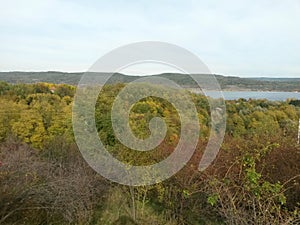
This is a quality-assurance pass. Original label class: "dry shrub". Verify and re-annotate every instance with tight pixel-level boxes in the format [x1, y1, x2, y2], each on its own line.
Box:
[199, 136, 300, 225]
[150, 135, 300, 224]
[0, 138, 109, 224]
[258, 138, 300, 210]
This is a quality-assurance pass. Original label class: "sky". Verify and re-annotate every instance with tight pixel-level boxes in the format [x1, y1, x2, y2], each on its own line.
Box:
[0, 0, 299, 77]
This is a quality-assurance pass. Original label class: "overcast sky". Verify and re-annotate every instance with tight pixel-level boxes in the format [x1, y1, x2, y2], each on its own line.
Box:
[0, 0, 299, 77]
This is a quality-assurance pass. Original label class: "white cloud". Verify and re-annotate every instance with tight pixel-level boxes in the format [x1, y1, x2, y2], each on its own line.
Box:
[0, 0, 299, 77]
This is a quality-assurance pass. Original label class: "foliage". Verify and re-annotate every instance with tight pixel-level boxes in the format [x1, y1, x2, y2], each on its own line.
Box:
[0, 82, 299, 224]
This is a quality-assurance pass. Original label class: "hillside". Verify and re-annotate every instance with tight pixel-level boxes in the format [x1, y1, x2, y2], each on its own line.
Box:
[1, 71, 300, 91]
[0, 82, 299, 224]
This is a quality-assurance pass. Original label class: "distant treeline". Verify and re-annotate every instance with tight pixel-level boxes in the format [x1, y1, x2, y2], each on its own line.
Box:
[1, 71, 300, 91]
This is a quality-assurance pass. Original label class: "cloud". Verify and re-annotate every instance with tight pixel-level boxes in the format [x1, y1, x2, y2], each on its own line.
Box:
[0, 0, 299, 77]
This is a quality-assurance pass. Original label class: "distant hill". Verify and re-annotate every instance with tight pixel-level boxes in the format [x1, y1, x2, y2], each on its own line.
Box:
[0, 71, 83, 84]
[249, 77, 300, 82]
[0, 71, 300, 92]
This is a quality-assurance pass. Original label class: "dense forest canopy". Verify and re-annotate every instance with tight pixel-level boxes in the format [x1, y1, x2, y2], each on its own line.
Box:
[0, 81, 299, 224]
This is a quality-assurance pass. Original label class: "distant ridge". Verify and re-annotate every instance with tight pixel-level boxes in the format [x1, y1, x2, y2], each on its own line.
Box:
[249, 77, 300, 82]
[0, 71, 300, 92]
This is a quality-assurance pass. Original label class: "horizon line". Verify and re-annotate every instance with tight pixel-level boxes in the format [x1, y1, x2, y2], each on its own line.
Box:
[1, 70, 300, 79]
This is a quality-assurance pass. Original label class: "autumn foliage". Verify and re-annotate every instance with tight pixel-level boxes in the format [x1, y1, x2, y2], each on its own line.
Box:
[0, 81, 299, 224]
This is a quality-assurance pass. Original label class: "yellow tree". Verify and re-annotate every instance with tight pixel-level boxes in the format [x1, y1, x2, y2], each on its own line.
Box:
[11, 109, 46, 149]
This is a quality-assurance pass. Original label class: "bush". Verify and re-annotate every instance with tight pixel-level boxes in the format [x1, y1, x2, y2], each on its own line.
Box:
[0, 140, 109, 224]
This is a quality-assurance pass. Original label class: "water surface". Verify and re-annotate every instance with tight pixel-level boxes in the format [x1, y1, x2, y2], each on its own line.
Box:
[191, 90, 300, 101]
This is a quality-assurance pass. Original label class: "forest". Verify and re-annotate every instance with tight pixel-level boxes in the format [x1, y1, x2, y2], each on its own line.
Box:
[1, 72, 300, 91]
[0, 81, 299, 224]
